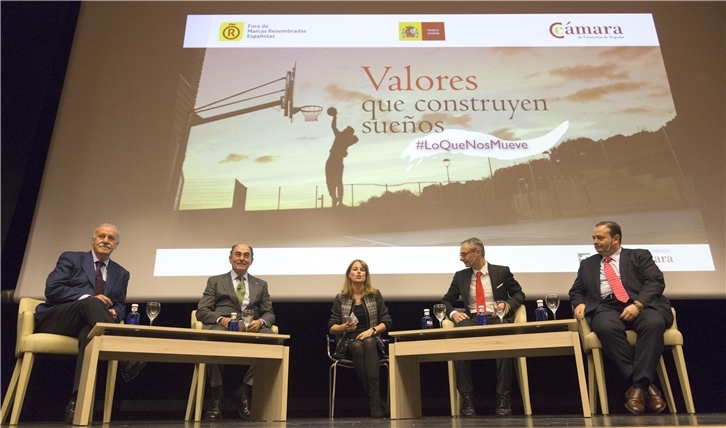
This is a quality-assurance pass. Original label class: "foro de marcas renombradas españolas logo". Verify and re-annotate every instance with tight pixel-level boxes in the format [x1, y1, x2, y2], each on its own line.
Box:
[219, 22, 244, 41]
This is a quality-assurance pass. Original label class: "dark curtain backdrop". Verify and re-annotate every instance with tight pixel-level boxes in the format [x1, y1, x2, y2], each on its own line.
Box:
[2, 2, 724, 422]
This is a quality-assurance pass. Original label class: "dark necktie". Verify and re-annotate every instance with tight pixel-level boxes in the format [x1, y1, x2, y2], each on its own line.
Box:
[94, 261, 106, 295]
[603, 256, 629, 303]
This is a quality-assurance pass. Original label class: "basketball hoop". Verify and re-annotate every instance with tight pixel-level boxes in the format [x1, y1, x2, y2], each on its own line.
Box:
[299, 105, 323, 122]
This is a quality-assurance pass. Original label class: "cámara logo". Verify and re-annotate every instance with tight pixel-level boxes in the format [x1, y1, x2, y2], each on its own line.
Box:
[549, 21, 624, 39]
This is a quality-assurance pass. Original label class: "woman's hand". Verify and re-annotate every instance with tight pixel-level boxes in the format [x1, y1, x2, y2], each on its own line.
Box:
[343, 320, 358, 332]
[355, 328, 374, 340]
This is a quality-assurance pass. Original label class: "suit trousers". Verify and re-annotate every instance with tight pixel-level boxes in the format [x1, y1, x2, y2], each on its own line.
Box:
[205, 324, 275, 396]
[590, 298, 669, 384]
[453, 314, 514, 398]
[35, 297, 116, 391]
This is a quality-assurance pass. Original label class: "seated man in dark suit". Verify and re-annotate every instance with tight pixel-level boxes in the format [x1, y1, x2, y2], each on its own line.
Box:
[441, 237, 525, 417]
[196, 243, 276, 420]
[34, 223, 145, 424]
[569, 221, 671, 415]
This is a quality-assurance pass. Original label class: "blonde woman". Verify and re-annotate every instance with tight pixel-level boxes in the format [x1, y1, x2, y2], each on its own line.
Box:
[328, 259, 392, 418]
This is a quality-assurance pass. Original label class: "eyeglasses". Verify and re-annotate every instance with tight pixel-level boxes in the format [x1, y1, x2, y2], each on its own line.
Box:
[459, 250, 475, 258]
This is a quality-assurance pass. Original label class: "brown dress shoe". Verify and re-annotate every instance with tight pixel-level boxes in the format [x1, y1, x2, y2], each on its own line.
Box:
[646, 384, 667, 413]
[625, 386, 646, 415]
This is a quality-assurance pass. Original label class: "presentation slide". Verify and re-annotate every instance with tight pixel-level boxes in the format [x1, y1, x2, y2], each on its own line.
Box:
[15, 2, 724, 302]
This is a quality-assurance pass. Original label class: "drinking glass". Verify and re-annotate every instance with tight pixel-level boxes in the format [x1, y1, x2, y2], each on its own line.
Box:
[494, 300, 506, 324]
[545, 294, 560, 320]
[433, 304, 446, 328]
[241, 309, 254, 330]
[146, 302, 161, 325]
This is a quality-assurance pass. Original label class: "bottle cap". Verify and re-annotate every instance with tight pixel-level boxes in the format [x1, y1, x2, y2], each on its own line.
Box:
[478, 305, 485, 311]
[131, 304, 139, 309]
[424, 309, 430, 315]
[231, 312, 238, 317]
[536, 299, 544, 305]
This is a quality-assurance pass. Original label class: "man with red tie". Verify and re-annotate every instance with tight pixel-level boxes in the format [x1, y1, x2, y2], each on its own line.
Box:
[569, 221, 672, 415]
[441, 237, 525, 417]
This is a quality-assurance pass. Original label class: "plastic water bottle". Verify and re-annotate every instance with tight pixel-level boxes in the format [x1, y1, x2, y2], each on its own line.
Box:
[422, 309, 433, 329]
[535, 300, 549, 321]
[476, 305, 487, 325]
[228, 312, 239, 331]
[125, 304, 140, 325]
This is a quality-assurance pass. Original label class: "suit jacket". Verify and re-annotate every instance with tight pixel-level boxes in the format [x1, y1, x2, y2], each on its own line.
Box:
[442, 263, 525, 322]
[35, 251, 129, 324]
[568, 248, 672, 324]
[196, 271, 275, 328]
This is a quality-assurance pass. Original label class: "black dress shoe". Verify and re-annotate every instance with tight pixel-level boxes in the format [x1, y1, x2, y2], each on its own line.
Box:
[205, 396, 223, 421]
[235, 395, 251, 420]
[119, 360, 147, 382]
[495, 394, 512, 417]
[460, 394, 476, 416]
[64, 393, 77, 425]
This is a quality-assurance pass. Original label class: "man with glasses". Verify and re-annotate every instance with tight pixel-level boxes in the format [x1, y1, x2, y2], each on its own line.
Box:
[441, 237, 525, 417]
[196, 244, 276, 420]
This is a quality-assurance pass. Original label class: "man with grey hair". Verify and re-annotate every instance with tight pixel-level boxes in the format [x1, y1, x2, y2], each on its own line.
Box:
[196, 243, 276, 420]
[35, 224, 144, 424]
[441, 237, 525, 417]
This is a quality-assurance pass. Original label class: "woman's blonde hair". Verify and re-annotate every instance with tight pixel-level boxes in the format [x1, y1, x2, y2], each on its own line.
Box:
[340, 259, 376, 297]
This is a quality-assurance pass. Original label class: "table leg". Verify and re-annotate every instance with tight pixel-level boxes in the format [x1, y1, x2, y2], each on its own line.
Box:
[571, 332, 591, 417]
[517, 357, 532, 416]
[103, 360, 118, 422]
[389, 344, 422, 419]
[74, 337, 102, 425]
[250, 346, 289, 422]
[194, 363, 206, 422]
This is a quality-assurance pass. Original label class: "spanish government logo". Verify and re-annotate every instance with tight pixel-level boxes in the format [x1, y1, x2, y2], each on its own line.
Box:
[399, 22, 446, 41]
[219, 22, 244, 41]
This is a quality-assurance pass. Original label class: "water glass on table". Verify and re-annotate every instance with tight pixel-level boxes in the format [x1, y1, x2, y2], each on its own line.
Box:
[146, 302, 161, 325]
[545, 294, 560, 320]
[433, 304, 446, 328]
[494, 300, 506, 324]
[241, 309, 254, 330]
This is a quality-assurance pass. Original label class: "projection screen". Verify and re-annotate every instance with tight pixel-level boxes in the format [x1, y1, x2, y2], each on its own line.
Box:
[15, 2, 725, 302]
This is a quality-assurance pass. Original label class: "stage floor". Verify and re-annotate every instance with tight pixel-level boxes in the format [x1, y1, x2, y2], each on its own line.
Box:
[5, 414, 725, 428]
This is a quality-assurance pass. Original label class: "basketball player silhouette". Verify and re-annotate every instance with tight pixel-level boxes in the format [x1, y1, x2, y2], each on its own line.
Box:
[325, 107, 358, 207]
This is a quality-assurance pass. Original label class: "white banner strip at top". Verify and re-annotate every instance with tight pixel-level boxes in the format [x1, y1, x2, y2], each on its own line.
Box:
[183, 14, 660, 48]
[154, 244, 714, 277]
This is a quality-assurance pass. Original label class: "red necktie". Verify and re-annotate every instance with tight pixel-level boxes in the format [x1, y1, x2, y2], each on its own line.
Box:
[603, 257, 628, 303]
[475, 271, 486, 312]
[94, 261, 106, 295]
